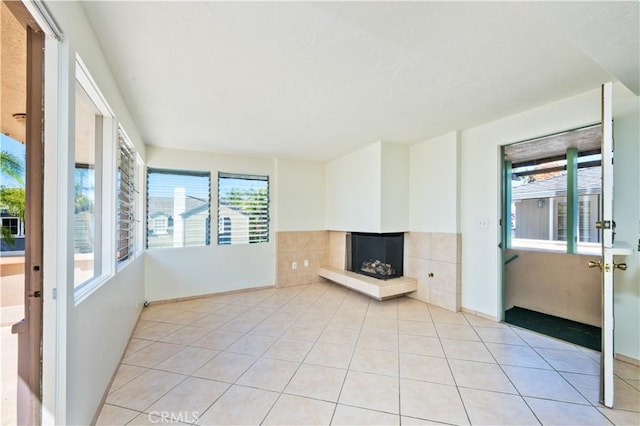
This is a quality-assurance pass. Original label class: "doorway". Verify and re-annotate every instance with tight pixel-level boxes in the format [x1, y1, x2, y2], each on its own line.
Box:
[1, 1, 44, 424]
[500, 124, 603, 350]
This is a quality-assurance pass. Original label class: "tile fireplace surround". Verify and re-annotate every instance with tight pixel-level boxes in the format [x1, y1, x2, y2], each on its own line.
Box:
[277, 231, 461, 312]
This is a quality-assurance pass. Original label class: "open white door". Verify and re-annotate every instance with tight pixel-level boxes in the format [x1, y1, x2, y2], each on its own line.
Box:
[596, 82, 630, 408]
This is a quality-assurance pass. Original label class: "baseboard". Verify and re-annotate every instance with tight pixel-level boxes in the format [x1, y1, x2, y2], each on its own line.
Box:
[462, 307, 498, 322]
[615, 353, 640, 367]
[146, 284, 276, 306]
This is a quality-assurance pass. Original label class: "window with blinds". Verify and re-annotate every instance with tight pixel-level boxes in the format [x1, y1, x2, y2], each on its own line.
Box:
[218, 172, 269, 245]
[147, 168, 211, 248]
[116, 129, 136, 263]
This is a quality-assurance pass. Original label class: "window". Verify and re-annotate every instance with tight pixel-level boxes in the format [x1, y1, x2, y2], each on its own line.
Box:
[1, 217, 22, 236]
[116, 127, 137, 264]
[74, 79, 102, 289]
[146, 168, 211, 248]
[504, 124, 602, 254]
[217, 173, 269, 245]
[73, 57, 115, 298]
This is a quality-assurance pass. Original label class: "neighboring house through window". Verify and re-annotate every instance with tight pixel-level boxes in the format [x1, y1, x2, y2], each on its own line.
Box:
[146, 168, 211, 248]
[218, 172, 269, 245]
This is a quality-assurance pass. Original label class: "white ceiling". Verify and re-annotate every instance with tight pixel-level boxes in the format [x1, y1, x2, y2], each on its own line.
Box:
[81, 1, 639, 162]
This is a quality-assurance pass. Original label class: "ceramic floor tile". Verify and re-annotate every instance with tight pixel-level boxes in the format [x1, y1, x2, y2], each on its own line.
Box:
[132, 322, 184, 341]
[122, 341, 185, 368]
[284, 363, 346, 402]
[485, 342, 551, 369]
[561, 372, 600, 404]
[458, 387, 539, 425]
[192, 313, 230, 329]
[95, 404, 139, 425]
[428, 306, 469, 325]
[263, 338, 314, 362]
[154, 346, 219, 375]
[449, 359, 516, 393]
[282, 324, 325, 341]
[399, 378, 469, 425]
[435, 323, 480, 341]
[399, 353, 454, 385]
[330, 313, 366, 329]
[249, 319, 293, 337]
[318, 326, 360, 346]
[195, 385, 278, 425]
[399, 320, 437, 337]
[536, 347, 601, 375]
[350, 347, 399, 377]
[140, 307, 183, 322]
[440, 339, 494, 363]
[473, 326, 526, 345]
[612, 377, 640, 412]
[400, 416, 449, 425]
[263, 394, 335, 425]
[362, 317, 399, 334]
[625, 378, 640, 392]
[398, 335, 444, 357]
[218, 315, 262, 333]
[190, 329, 244, 351]
[358, 332, 399, 352]
[339, 371, 399, 414]
[597, 407, 640, 425]
[106, 369, 185, 412]
[124, 338, 154, 357]
[464, 314, 505, 328]
[162, 310, 210, 325]
[331, 404, 399, 425]
[192, 351, 256, 383]
[225, 333, 276, 356]
[236, 357, 300, 392]
[157, 326, 210, 346]
[513, 328, 582, 351]
[109, 364, 149, 393]
[305, 342, 355, 369]
[128, 412, 188, 425]
[525, 397, 613, 425]
[503, 365, 590, 404]
[614, 359, 640, 380]
[145, 377, 229, 417]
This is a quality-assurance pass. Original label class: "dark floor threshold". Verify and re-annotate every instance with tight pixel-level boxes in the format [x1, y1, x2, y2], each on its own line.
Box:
[505, 306, 601, 352]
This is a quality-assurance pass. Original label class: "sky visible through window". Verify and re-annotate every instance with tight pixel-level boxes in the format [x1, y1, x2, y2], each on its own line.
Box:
[1, 134, 26, 187]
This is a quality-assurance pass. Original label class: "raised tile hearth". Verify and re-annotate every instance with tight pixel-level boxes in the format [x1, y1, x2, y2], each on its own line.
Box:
[318, 266, 417, 301]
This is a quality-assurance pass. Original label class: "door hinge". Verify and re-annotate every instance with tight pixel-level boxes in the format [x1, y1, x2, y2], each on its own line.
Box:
[52, 288, 57, 299]
[596, 220, 612, 230]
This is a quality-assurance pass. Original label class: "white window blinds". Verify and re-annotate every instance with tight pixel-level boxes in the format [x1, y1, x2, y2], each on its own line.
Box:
[116, 129, 136, 263]
[146, 168, 211, 248]
[217, 172, 269, 245]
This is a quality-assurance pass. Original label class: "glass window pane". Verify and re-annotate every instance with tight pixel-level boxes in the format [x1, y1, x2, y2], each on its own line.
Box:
[218, 173, 269, 245]
[74, 81, 102, 288]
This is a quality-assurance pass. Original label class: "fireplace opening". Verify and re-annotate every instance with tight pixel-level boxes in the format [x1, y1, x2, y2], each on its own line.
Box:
[347, 232, 404, 280]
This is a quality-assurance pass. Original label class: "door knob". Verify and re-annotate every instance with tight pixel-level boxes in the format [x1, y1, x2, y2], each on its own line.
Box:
[588, 260, 602, 270]
[614, 263, 628, 271]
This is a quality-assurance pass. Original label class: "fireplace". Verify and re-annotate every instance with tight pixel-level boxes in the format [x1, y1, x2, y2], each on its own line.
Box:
[347, 232, 404, 280]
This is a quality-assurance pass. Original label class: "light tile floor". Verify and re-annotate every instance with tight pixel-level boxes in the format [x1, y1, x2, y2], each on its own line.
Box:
[97, 282, 640, 425]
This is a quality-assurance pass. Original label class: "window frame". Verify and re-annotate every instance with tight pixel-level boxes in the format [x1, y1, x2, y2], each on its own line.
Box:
[73, 56, 116, 304]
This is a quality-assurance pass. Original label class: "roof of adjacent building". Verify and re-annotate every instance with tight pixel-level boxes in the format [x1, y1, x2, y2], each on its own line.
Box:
[512, 166, 601, 200]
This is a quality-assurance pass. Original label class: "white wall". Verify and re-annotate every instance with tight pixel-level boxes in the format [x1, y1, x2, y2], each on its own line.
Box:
[461, 89, 601, 321]
[326, 142, 382, 232]
[275, 158, 325, 231]
[380, 142, 410, 233]
[43, 2, 147, 424]
[144, 146, 277, 301]
[326, 141, 409, 232]
[409, 131, 460, 233]
[460, 85, 640, 360]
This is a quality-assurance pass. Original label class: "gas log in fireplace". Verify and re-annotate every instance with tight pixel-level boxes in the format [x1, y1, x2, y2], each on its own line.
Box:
[347, 232, 404, 280]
